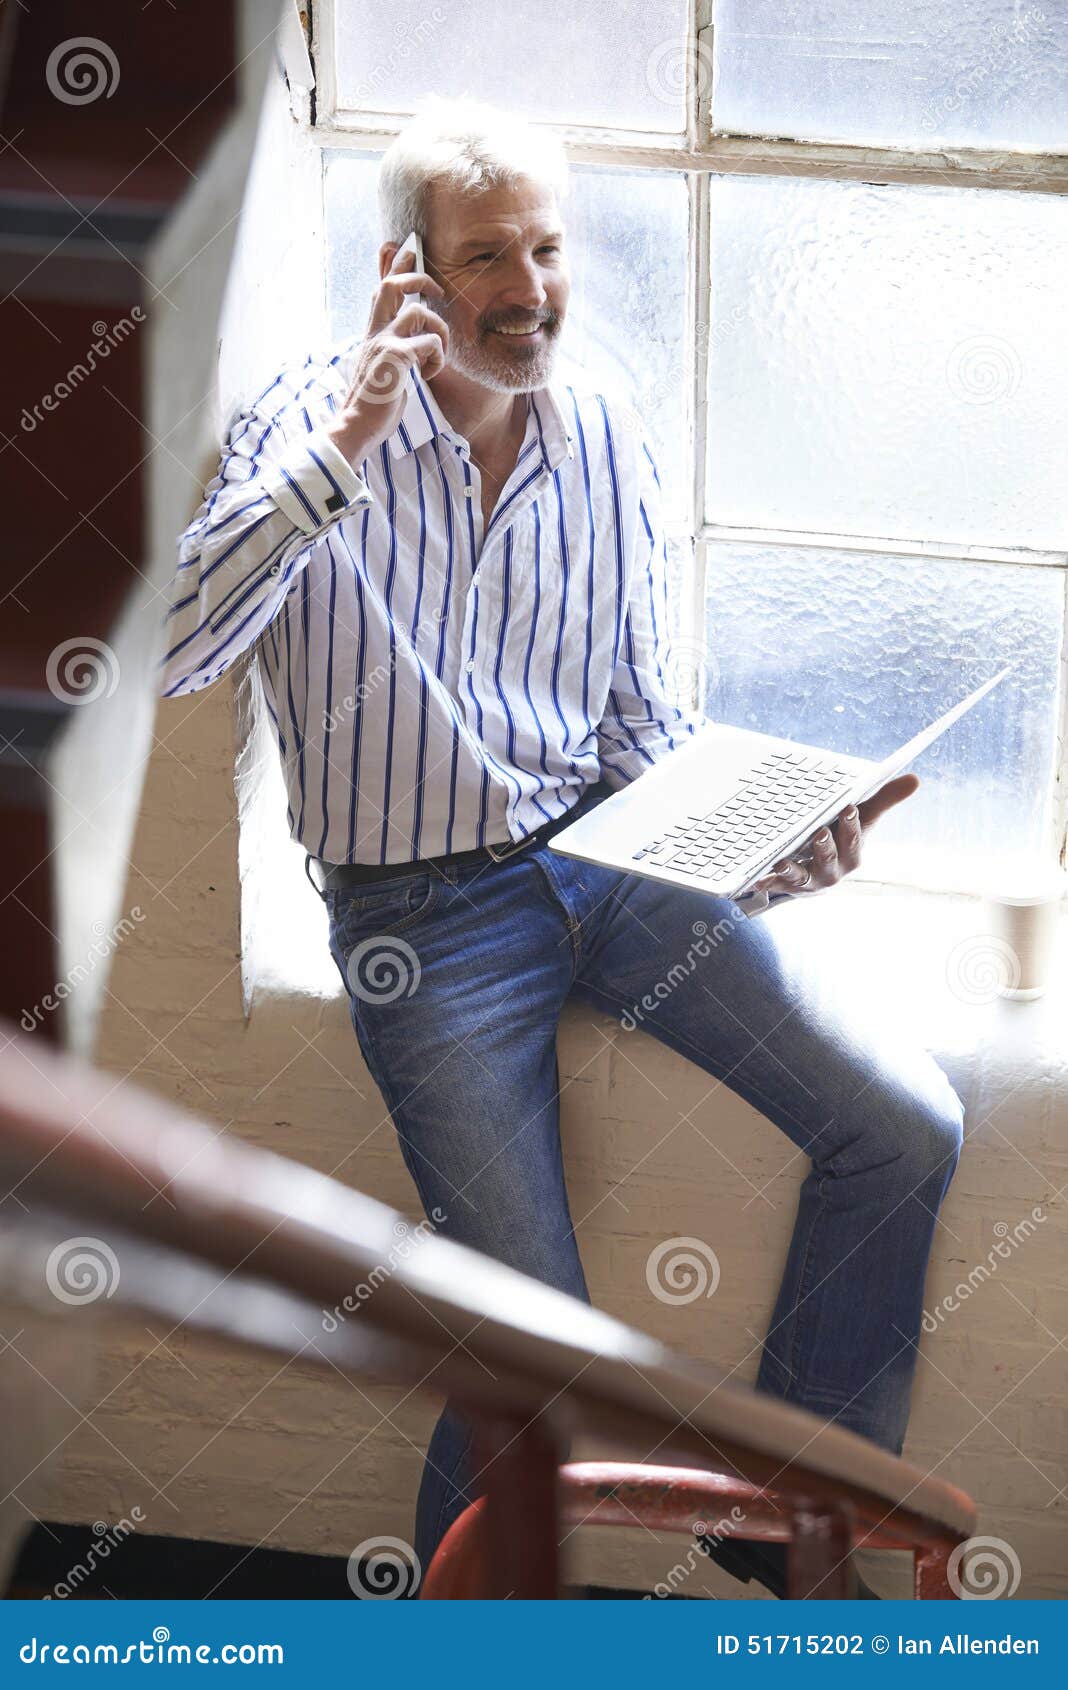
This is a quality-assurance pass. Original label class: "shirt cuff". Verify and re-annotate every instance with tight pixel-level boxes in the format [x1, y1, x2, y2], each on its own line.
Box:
[263, 429, 373, 533]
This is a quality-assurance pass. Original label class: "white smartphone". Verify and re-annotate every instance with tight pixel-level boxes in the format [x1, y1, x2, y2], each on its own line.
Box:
[391, 230, 424, 306]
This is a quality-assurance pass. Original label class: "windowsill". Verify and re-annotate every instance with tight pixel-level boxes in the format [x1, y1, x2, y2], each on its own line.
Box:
[761, 877, 1068, 1075]
[247, 862, 1068, 1096]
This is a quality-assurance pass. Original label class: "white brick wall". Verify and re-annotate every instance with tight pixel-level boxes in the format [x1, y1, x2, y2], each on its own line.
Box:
[49, 685, 1065, 1600]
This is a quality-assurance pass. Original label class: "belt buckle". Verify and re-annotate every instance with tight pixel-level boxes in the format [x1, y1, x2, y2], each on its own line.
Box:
[486, 832, 533, 863]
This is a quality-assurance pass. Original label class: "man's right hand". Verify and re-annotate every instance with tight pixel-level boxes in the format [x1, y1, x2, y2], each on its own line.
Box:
[324, 246, 449, 467]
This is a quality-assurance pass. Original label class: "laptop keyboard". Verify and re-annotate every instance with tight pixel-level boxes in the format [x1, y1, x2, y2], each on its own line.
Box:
[631, 752, 856, 882]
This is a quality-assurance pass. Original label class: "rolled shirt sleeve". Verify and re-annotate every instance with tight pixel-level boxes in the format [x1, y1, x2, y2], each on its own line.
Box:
[158, 367, 372, 700]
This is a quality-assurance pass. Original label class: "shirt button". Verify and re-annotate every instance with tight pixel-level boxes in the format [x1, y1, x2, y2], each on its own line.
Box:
[462, 486, 474, 498]
[269, 563, 281, 575]
[465, 660, 475, 674]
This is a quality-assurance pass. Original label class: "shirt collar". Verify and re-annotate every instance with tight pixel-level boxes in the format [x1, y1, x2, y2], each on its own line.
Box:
[388, 364, 574, 472]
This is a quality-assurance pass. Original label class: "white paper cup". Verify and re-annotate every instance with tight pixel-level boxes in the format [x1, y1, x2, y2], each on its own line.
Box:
[982, 868, 1065, 1001]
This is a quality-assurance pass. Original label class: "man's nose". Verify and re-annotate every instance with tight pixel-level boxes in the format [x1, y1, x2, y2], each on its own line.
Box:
[498, 254, 549, 308]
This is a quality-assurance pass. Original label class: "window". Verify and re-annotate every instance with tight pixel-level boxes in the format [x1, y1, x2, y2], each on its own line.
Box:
[307, 0, 1067, 896]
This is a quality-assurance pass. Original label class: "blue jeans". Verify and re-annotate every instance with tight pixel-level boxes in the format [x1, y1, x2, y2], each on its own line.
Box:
[321, 793, 963, 1577]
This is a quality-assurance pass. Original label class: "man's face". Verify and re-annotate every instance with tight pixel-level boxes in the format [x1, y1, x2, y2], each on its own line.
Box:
[422, 178, 569, 393]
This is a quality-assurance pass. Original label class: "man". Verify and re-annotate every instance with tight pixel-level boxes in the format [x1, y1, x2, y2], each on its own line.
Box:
[159, 99, 963, 1597]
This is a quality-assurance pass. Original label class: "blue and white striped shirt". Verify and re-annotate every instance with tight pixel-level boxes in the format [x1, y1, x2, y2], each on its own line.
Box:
[159, 342, 703, 865]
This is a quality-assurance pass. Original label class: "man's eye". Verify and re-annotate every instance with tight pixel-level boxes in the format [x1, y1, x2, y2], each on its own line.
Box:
[538, 244, 560, 255]
[471, 252, 495, 263]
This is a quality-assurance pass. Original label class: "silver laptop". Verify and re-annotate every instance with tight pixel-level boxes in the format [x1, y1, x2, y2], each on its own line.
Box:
[549, 670, 1008, 900]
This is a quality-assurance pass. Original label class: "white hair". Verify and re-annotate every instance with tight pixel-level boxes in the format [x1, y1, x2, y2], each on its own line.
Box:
[377, 97, 569, 244]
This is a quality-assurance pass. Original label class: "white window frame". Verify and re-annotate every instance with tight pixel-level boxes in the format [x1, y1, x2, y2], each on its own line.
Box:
[308, 0, 1068, 886]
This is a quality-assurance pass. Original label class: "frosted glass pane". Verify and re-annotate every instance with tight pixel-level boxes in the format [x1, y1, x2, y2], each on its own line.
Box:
[703, 541, 1063, 879]
[706, 174, 1068, 551]
[333, 0, 691, 132]
[554, 168, 689, 517]
[326, 155, 689, 516]
[712, 1, 1068, 151]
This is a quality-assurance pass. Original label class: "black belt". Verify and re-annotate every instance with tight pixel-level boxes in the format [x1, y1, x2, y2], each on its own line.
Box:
[310, 782, 610, 893]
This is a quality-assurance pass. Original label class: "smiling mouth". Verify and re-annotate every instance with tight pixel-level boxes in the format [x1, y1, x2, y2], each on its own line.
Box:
[489, 322, 547, 341]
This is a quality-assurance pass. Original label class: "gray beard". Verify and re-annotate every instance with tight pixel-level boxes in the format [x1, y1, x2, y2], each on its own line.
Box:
[439, 307, 562, 393]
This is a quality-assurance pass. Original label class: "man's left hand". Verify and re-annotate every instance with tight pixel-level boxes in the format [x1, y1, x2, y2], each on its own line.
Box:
[751, 773, 920, 899]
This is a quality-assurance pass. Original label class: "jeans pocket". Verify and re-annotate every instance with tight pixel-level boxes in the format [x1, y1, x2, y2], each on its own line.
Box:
[328, 872, 441, 946]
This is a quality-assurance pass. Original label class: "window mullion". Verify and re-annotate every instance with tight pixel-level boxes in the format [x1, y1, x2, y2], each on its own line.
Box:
[1053, 574, 1068, 868]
